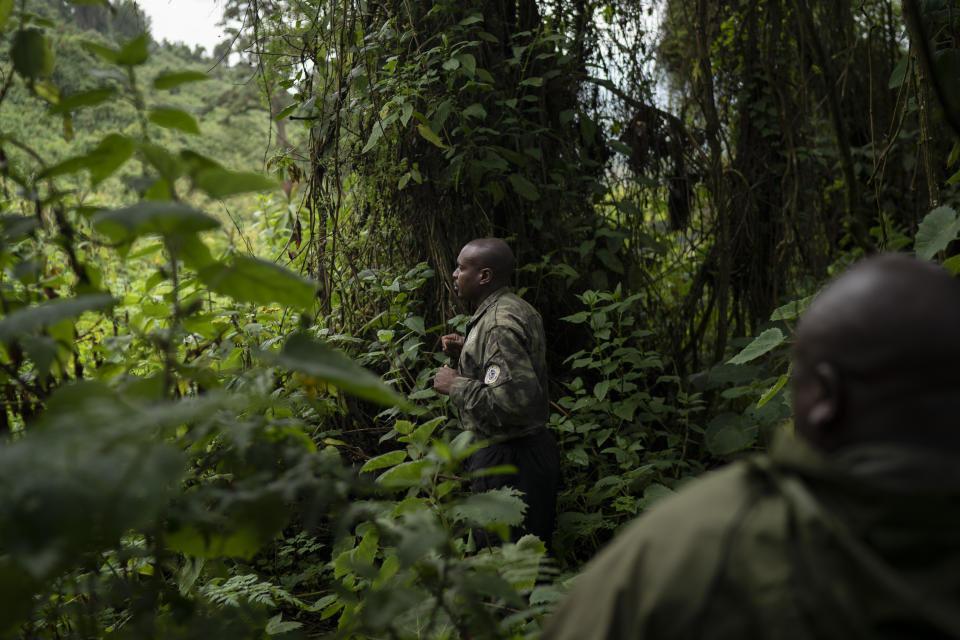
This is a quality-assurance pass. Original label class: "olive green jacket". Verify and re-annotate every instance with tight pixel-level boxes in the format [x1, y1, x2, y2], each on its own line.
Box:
[541, 435, 960, 639]
[449, 287, 549, 440]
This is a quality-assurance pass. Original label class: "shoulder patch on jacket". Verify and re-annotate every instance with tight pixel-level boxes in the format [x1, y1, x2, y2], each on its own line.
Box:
[484, 365, 501, 384]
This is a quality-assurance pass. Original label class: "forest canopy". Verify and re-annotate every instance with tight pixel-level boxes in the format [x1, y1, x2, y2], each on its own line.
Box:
[1, 0, 959, 637]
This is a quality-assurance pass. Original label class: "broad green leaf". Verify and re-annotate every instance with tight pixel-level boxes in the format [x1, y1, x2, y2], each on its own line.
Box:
[192, 167, 278, 198]
[42, 134, 135, 185]
[153, 71, 208, 90]
[456, 53, 477, 76]
[49, 88, 116, 114]
[727, 328, 785, 365]
[705, 412, 757, 456]
[265, 332, 408, 408]
[417, 123, 447, 149]
[462, 103, 487, 119]
[758, 374, 789, 408]
[12, 29, 53, 80]
[0, 294, 116, 343]
[519, 76, 543, 87]
[915, 205, 960, 260]
[0, 0, 14, 32]
[266, 615, 303, 635]
[165, 525, 262, 560]
[508, 173, 540, 201]
[769, 295, 813, 321]
[199, 256, 315, 308]
[449, 487, 526, 526]
[149, 108, 200, 134]
[93, 201, 219, 244]
[593, 379, 610, 401]
[139, 142, 184, 182]
[116, 33, 149, 66]
[888, 54, 908, 89]
[81, 40, 119, 63]
[360, 450, 407, 473]
[459, 13, 483, 25]
[376, 459, 431, 489]
[361, 121, 384, 153]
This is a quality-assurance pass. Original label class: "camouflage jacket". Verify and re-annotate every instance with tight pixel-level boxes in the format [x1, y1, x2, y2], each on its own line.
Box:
[542, 434, 960, 639]
[449, 287, 549, 440]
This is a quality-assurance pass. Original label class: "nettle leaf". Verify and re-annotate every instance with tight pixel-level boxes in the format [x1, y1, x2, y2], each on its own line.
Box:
[376, 459, 431, 489]
[149, 108, 200, 134]
[417, 123, 447, 149]
[199, 256, 315, 308]
[462, 103, 487, 119]
[0, 294, 116, 343]
[727, 328, 785, 365]
[12, 29, 54, 80]
[508, 173, 540, 201]
[42, 134, 135, 185]
[360, 450, 407, 473]
[192, 167, 278, 198]
[49, 88, 116, 115]
[915, 205, 960, 260]
[769, 295, 813, 321]
[888, 54, 909, 89]
[153, 71, 208, 90]
[93, 201, 219, 244]
[265, 332, 408, 408]
[449, 487, 526, 527]
[116, 33, 149, 66]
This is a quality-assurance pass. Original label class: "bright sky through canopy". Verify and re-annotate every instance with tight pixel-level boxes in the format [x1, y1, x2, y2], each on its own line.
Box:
[135, 0, 229, 53]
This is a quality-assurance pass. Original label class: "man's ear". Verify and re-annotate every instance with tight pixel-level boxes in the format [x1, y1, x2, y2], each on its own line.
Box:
[807, 361, 841, 432]
[479, 267, 492, 284]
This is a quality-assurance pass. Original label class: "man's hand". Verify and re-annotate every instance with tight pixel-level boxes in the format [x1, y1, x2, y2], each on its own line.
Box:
[441, 333, 465, 359]
[433, 365, 461, 395]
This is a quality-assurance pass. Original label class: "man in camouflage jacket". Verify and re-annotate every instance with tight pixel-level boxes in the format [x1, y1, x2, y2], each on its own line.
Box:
[434, 238, 560, 550]
[542, 254, 960, 639]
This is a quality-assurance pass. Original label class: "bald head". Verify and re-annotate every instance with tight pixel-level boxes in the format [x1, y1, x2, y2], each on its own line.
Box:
[462, 238, 515, 280]
[452, 238, 515, 305]
[793, 254, 960, 451]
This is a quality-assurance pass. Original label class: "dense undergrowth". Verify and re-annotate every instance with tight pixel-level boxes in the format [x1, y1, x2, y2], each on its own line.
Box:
[3, 0, 960, 638]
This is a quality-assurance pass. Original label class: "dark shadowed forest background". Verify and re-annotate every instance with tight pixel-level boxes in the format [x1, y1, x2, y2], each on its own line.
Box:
[1, 0, 959, 637]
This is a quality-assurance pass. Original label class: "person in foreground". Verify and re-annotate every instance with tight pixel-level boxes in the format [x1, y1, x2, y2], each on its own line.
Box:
[433, 238, 560, 550]
[541, 253, 960, 639]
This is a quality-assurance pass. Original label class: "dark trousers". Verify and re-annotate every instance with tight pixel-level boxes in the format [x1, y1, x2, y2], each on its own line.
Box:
[469, 429, 561, 552]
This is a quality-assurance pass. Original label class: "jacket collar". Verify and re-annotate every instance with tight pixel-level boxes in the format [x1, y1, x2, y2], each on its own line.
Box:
[468, 286, 511, 328]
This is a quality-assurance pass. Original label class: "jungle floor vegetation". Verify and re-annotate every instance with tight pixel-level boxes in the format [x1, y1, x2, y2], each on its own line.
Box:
[2, 0, 960, 637]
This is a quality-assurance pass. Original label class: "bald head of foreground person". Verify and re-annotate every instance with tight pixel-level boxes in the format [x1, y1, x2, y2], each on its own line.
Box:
[792, 253, 960, 453]
[541, 254, 960, 640]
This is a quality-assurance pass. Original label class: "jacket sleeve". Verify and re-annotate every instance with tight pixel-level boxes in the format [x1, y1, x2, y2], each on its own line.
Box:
[448, 321, 546, 434]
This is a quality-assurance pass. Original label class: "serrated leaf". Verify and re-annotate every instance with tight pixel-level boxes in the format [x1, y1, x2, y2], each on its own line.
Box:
[915, 205, 960, 260]
[149, 108, 200, 134]
[727, 328, 785, 365]
[153, 71, 208, 90]
[417, 123, 447, 148]
[116, 33, 149, 66]
[508, 173, 540, 201]
[192, 167, 277, 198]
[42, 134, 135, 185]
[757, 374, 789, 408]
[92, 201, 219, 243]
[769, 295, 813, 321]
[449, 487, 526, 526]
[49, 88, 116, 114]
[377, 459, 432, 489]
[264, 332, 408, 408]
[459, 13, 483, 25]
[12, 29, 53, 80]
[462, 103, 487, 119]
[0, 294, 116, 343]
[266, 614, 303, 635]
[360, 450, 407, 473]
[361, 121, 384, 154]
[199, 256, 315, 308]
[456, 53, 477, 76]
